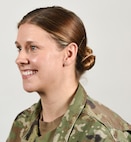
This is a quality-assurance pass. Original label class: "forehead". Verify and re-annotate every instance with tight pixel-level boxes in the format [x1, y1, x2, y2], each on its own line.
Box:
[16, 23, 53, 43]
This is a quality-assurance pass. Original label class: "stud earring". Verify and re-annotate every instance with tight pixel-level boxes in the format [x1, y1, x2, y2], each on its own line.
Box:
[63, 62, 66, 67]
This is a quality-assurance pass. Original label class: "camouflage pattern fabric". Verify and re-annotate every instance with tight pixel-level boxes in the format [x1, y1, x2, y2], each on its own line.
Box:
[7, 84, 131, 142]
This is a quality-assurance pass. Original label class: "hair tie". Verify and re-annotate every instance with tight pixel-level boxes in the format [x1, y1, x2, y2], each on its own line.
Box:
[81, 54, 93, 62]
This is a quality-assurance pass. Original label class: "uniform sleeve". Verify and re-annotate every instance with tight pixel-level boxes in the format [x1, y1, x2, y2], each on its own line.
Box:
[6, 119, 22, 142]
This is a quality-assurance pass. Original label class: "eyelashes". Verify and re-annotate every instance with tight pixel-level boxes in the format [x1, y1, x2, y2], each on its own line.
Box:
[16, 46, 22, 52]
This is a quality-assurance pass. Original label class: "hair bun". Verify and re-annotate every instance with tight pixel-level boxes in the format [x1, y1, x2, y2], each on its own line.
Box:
[81, 46, 95, 71]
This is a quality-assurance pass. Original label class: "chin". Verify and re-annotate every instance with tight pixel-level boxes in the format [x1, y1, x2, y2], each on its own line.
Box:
[23, 82, 37, 92]
[23, 86, 36, 93]
[25, 90, 35, 93]
[24, 89, 35, 93]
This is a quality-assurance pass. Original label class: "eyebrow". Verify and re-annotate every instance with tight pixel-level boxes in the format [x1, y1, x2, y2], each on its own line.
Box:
[15, 41, 19, 45]
[15, 41, 36, 45]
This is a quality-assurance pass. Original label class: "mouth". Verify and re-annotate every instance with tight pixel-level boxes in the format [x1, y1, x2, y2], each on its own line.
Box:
[21, 70, 38, 79]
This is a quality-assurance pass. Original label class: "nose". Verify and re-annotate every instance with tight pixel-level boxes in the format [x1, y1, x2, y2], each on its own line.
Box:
[15, 50, 29, 66]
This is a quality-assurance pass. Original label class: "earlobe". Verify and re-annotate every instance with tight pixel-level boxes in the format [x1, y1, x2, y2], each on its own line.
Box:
[63, 42, 78, 66]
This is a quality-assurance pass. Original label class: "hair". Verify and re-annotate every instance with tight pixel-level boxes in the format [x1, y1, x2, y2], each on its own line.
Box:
[18, 6, 95, 78]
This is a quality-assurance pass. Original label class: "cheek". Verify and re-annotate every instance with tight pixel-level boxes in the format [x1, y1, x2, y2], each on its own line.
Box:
[30, 55, 51, 71]
[31, 55, 45, 65]
[30, 52, 63, 70]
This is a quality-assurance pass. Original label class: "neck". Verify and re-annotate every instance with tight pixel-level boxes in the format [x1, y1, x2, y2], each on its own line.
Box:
[39, 80, 78, 122]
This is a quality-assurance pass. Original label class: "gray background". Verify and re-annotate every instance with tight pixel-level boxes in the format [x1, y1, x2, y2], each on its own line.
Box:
[0, 0, 131, 141]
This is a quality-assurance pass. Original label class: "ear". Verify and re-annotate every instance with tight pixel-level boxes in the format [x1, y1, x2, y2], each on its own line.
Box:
[63, 42, 78, 66]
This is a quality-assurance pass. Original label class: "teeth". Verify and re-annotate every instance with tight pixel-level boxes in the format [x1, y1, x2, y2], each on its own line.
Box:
[22, 70, 36, 76]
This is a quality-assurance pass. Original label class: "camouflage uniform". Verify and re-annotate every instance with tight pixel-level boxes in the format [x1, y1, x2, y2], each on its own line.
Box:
[7, 84, 131, 142]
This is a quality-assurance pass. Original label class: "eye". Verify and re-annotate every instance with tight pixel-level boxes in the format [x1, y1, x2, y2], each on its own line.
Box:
[16, 46, 22, 52]
[30, 45, 37, 51]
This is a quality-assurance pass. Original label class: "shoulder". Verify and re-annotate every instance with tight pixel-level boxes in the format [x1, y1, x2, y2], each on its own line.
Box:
[81, 92, 131, 140]
[14, 100, 41, 123]
[77, 84, 131, 131]
[84, 95, 131, 131]
[7, 101, 41, 142]
[77, 86, 131, 141]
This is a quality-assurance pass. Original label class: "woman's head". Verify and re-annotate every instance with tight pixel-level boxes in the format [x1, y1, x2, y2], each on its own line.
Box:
[18, 6, 95, 79]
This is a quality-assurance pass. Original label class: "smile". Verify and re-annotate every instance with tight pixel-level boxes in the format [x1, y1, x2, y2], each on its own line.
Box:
[21, 70, 38, 79]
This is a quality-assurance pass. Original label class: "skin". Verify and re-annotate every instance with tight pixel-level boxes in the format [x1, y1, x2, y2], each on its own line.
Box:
[15, 23, 79, 122]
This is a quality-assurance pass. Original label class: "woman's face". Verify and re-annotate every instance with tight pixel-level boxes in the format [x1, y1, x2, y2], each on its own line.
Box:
[15, 23, 65, 93]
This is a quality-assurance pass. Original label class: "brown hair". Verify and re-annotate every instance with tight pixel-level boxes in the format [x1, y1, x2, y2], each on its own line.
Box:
[18, 6, 95, 78]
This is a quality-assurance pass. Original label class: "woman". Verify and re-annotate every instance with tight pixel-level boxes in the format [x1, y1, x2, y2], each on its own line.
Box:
[7, 6, 131, 142]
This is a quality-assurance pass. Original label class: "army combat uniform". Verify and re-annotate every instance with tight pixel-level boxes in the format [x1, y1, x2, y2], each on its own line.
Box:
[7, 84, 131, 142]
